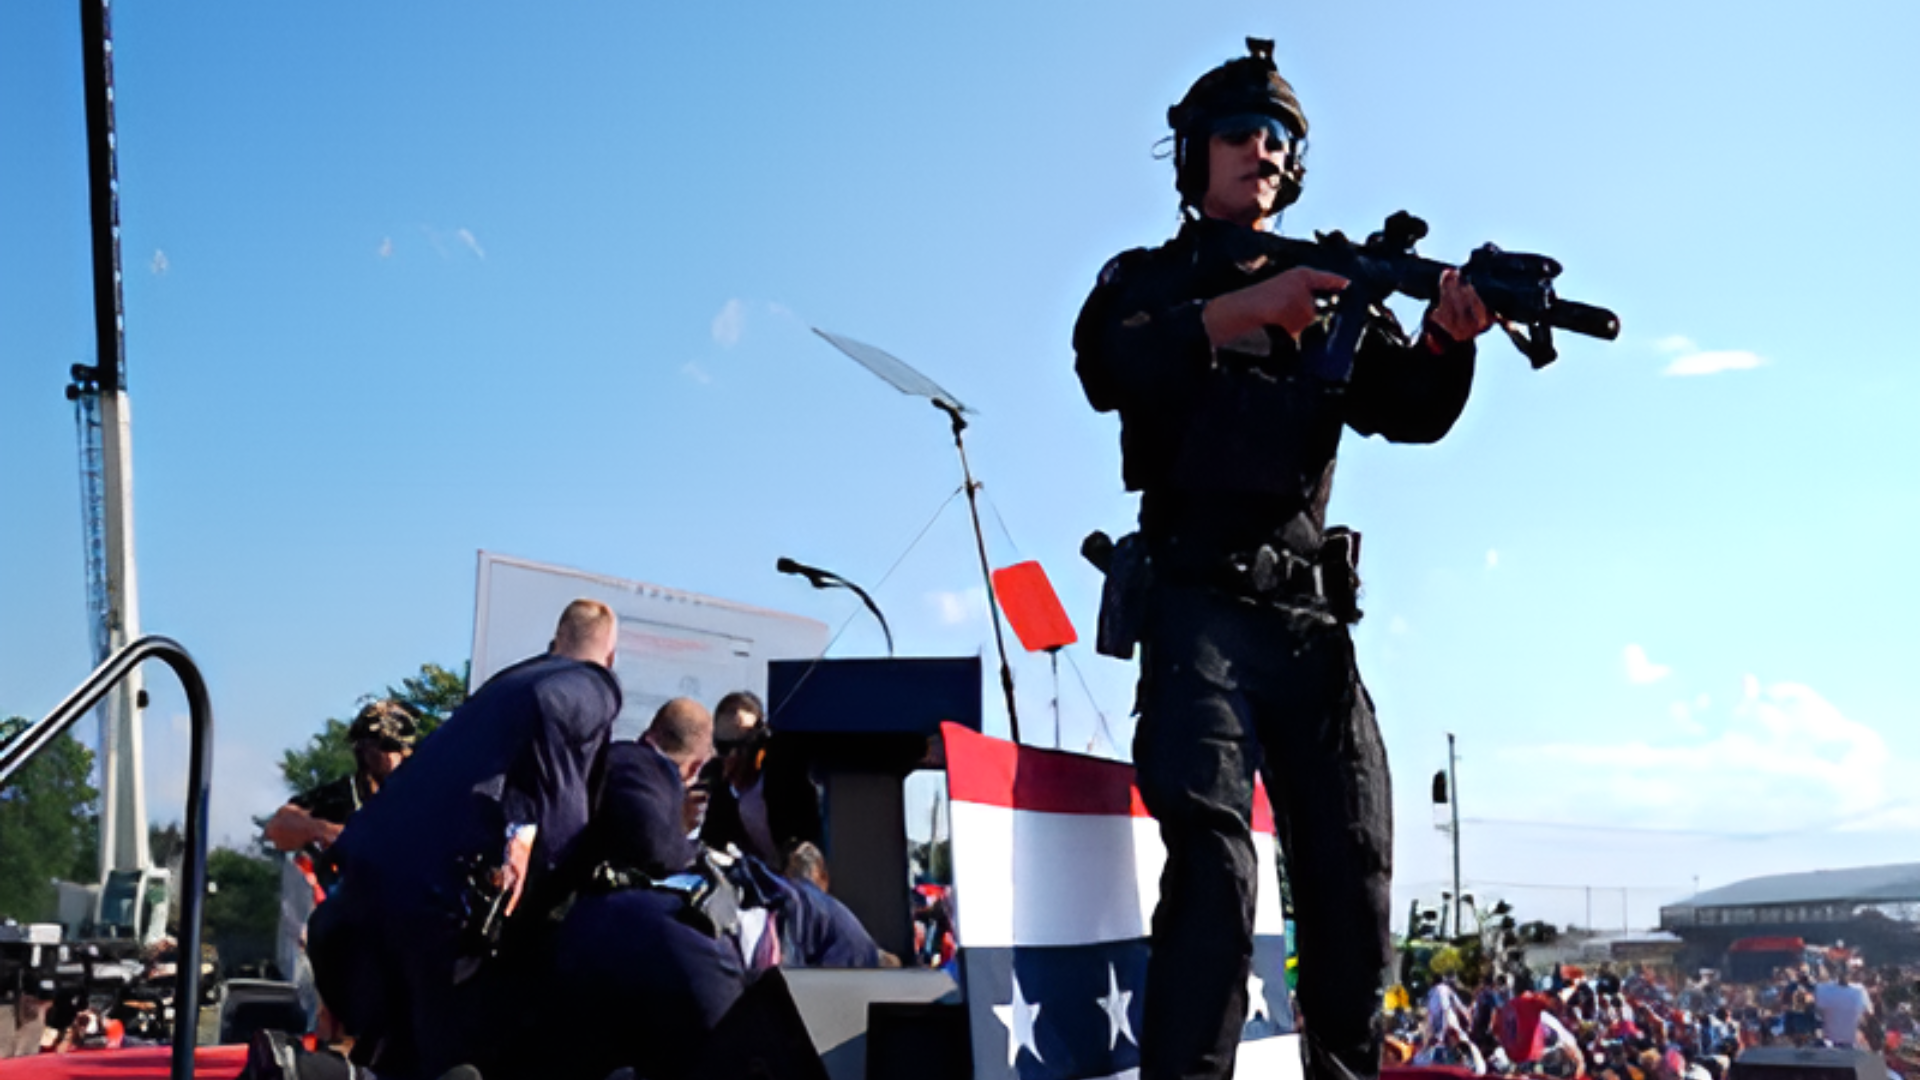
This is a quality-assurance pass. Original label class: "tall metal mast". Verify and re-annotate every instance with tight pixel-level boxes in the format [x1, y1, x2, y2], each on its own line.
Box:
[1447, 732, 1461, 939]
[66, 0, 149, 876]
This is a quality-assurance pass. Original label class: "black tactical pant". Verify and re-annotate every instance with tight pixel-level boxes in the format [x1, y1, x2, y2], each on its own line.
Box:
[1134, 584, 1394, 1080]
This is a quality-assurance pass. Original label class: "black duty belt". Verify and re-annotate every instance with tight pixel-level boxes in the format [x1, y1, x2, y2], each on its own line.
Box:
[1150, 535, 1322, 600]
[1149, 528, 1363, 624]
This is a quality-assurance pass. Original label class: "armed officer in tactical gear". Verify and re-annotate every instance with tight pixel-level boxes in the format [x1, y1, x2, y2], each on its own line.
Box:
[1074, 39, 1494, 1080]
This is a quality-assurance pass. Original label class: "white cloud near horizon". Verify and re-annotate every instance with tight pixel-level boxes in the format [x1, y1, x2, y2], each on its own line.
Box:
[1495, 677, 1915, 834]
[1623, 643, 1671, 684]
[149, 249, 168, 275]
[712, 299, 747, 347]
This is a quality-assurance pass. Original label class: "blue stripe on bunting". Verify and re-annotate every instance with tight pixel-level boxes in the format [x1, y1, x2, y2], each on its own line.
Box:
[960, 935, 1293, 1080]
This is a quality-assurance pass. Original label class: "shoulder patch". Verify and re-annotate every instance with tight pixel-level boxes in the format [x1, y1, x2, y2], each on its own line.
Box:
[1096, 246, 1156, 288]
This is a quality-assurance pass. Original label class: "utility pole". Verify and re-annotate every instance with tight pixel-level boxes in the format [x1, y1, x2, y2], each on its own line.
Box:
[1448, 732, 1461, 939]
[71, 0, 148, 878]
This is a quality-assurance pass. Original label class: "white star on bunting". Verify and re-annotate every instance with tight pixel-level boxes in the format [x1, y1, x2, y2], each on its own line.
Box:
[993, 973, 1044, 1067]
[1247, 968, 1271, 1024]
[1097, 962, 1136, 1050]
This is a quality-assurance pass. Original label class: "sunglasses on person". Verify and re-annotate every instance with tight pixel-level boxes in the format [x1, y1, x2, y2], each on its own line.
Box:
[716, 725, 771, 755]
[1210, 113, 1307, 162]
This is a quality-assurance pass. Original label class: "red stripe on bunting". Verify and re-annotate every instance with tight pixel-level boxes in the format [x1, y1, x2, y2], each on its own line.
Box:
[941, 722, 1275, 834]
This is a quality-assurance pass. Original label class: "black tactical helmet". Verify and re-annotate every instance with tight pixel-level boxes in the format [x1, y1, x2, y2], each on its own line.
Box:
[1168, 38, 1308, 215]
[348, 699, 419, 750]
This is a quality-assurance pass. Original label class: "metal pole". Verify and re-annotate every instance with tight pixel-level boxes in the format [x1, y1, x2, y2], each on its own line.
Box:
[1049, 649, 1061, 749]
[78, 0, 148, 876]
[1448, 733, 1461, 939]
[0, 635, 215, 1080]
[935, 402, 1020, 744]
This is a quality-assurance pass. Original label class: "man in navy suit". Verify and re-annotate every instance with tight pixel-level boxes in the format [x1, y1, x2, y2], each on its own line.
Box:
[311, 598, 623, 1080]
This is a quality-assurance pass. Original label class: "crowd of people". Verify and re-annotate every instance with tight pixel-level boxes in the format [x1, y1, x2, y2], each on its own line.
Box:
[1388, 956, 1920, 1079]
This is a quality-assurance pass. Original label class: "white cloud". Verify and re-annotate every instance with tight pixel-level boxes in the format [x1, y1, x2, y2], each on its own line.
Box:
[377, 237, 393, 259]
[1652, 333, 1765, 376]
[149, 249, 169, 275]
[1668, 700, 1707, 735]
[711, 299, 746, 347]
[1623, 643, 1671, 684]
[455, 228, 486, 260]
[1389, 616, 1411, 636]
[680, 361, 712, 385]
[1498, 677, 1913, 833]
[1485, 549, 1500, 570]
[929, 587, 988, 627]
[1663, 350, 1764, 377]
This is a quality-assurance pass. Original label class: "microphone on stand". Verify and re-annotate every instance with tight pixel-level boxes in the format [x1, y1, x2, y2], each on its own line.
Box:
[776, 557, 895, 657]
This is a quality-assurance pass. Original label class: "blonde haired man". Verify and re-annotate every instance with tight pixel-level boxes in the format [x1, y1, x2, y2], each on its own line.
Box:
[310, 599, 624, 1079]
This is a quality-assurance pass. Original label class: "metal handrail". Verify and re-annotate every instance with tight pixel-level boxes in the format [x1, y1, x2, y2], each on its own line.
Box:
[0, 635, 214, 1080]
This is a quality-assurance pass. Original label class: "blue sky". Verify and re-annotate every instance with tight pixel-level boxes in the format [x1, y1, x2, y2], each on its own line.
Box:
[3, 1, 1917, 933]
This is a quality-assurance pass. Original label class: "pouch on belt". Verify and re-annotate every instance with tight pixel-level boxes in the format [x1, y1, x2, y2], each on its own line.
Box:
[1082, 530, 1152, 660]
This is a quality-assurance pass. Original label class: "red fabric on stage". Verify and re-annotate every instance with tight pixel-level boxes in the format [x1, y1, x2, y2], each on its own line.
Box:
[942, 721, 1277, 833]
[0, 1045, 247, 1079]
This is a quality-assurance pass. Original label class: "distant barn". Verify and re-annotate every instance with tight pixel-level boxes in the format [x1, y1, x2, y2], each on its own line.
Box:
[1660, 863, 1920, 970]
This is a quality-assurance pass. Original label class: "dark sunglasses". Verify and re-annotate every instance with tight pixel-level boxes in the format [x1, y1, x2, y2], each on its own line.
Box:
[716, 728, 770, 755]
[1210, 113, 1306, 162]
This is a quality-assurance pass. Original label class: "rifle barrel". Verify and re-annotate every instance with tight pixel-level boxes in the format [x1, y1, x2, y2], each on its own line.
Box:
[1547, 299, 1620, 341]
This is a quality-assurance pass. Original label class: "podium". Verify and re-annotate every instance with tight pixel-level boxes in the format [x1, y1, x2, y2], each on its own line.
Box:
[767, 657, 981, 960]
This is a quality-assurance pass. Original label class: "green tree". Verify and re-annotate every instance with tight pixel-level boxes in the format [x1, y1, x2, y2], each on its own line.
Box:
[277, 662, 467, 795]
[386, 662, 467, 730]
[0, 716, 100, 922]
[911, 838, 952, 884]
[201, 847, 283, 972]
[149, 821, 187, 869]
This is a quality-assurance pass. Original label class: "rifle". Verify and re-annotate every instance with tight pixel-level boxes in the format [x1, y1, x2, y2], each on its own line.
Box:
[1235, 210, 1620, 369]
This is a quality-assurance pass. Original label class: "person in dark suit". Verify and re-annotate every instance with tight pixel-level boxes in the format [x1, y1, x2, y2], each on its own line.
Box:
[548, 696, 753, 1080]
[698, 690, 820, 864]
[309, 599, 623, 1080]
[581, 696, 712, 879]
[549, 697, 888, 1078]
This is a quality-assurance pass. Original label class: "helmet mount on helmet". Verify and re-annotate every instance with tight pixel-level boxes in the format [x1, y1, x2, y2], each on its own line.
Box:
[348, 699, 420, 751]
[1168, 37, 1309, 221]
